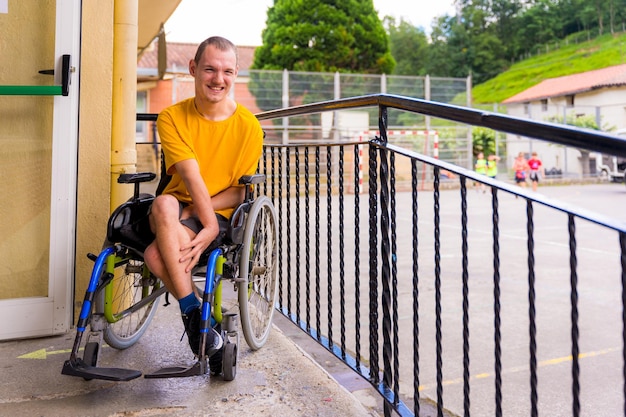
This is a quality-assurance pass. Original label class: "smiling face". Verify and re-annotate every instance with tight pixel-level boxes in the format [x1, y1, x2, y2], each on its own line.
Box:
[189, 44, 238, 106]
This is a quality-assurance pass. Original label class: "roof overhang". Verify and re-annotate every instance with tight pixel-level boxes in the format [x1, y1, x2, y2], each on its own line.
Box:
[137, 0, 181, 54]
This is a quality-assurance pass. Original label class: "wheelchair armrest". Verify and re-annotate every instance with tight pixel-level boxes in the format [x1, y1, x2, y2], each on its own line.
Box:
[118, 172, 157, 184]
[239, 174, 265, 185]
[227, 202, 250, 244]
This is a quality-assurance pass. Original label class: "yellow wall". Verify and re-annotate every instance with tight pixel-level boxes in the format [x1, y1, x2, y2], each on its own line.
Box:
[0, 0, 55, 299]
[74, 1, 115, 308]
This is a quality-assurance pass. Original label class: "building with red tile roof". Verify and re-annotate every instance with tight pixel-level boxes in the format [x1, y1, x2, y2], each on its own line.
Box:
[502, 64, 626, 178]
[503, 64, 626, 104]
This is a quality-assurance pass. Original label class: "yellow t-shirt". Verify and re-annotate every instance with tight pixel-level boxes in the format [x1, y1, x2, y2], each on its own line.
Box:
[157, 98, 264, 219]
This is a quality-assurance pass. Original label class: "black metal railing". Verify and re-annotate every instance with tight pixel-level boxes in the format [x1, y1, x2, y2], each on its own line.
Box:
[138, 93, 626, 416]
[252, 94, 626, 417]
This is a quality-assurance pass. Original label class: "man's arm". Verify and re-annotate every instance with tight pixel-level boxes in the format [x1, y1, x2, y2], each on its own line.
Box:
[211, 186, 245, 212]
[175, 158, 220, 272]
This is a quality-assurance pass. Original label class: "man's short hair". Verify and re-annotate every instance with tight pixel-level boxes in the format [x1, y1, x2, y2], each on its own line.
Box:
[194, 36, 238, 65]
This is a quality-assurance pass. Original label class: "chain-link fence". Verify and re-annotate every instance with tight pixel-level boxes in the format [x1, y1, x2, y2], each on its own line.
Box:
[138, 70, 473, 174]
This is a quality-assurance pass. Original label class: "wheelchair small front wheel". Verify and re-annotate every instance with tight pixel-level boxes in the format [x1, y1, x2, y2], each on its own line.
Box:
[222, 342, 237, 381]
[238, 196, 278, 350]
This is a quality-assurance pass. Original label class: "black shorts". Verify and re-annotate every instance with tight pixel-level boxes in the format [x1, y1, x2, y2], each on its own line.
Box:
[178, 202, 229, 235]
[148, 200, 226, 235]
[529, 171, 540, 182]
[178, 202, 203, 234]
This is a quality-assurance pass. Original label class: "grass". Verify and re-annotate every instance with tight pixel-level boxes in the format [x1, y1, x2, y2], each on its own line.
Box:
[472, 31, 626, 104]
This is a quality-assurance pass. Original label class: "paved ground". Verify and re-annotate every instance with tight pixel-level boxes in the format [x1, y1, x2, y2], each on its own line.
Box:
[0, 302, 379, 417]
[1, 182, 624, 417]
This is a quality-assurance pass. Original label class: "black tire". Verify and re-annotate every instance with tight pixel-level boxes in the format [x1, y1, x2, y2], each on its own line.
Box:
[209, 347, 223, 376]
[238, 196, 279, 350]
[208, 324, 224, 376]
[222, 342, 237, 381]
[95, 255, 161, 350]
[83, 341, 99, 367]
[81, 341, 99, 381]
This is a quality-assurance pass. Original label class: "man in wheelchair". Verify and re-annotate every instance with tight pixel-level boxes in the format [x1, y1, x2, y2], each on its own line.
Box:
[143, 36, 263, 358]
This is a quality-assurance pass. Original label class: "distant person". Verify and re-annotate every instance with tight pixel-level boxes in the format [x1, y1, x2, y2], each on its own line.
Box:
[474, 152, 487, 193]
[513, 152, 528, 188]
[487, 154, 501, 179]
[527, 152, 544, 191]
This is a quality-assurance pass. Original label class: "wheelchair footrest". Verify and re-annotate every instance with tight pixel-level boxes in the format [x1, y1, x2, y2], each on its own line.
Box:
[62, 359, 142, 381]
[144, 361, 205, 379]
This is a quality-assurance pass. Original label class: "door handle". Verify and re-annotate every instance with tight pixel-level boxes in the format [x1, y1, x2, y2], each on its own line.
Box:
[37, 55, 71, 96]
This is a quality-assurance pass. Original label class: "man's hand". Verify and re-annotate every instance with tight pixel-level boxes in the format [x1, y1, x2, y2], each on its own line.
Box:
[179, 220, 220, 273]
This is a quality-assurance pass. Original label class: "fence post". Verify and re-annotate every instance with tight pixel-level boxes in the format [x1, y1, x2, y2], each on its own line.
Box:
[282, 69, 289, 145]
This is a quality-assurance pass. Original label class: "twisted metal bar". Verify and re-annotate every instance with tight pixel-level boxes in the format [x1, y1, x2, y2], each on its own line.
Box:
[277, 148, 284, 309]
[433, 167, 444, 417]
[286, 148, 292, 314]
[327, 145, 334, 347]
[412, 159, 421, 417]
[315, 146, 322, 340]
[305, 147, 311, 332]
[368, 142, 380, 385]
[295, 147, 301, 323]
[527, 200, 538, 417]
[460, 176, 470, 417]
[391, 152, 400, 405]
[569, 214, 580, 417]
[354, 144, 362, 372]
[270, 147, 276, 204]
[339, 146, 346, 358]
[621, 232, 626, 417]
[379, 145, 393, 416]
[493, 189, 502, 417]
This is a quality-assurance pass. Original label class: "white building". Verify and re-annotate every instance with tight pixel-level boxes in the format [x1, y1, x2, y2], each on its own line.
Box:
[503, 64, 626, 177]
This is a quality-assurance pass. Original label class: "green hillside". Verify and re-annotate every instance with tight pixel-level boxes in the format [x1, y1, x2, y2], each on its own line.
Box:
[472, 32, 626, 105]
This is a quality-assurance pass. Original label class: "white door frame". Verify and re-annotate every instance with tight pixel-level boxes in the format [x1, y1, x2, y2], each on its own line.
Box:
[0, 0, 81, 340]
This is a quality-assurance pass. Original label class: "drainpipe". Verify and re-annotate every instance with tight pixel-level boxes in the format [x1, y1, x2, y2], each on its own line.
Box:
[110, 0, 138, 212]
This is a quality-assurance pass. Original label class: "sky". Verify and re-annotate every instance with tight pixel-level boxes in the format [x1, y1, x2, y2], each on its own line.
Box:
[164, 0, 457, 46]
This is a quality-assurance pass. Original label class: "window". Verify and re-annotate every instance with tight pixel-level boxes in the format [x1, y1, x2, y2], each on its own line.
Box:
[566, 94, 575, 107]
[541, 99, 548, 111]
[135, 91, 147, 143]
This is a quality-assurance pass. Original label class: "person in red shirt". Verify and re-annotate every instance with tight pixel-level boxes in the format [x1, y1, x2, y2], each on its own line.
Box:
[512, 152, 529, 188]
[527, 152, 544, 192]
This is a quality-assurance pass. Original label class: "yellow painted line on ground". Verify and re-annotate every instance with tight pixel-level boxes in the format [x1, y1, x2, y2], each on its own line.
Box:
[18, 348, 76, 360]
[18, 344, 111, 360]
[418, 346, 619, 392]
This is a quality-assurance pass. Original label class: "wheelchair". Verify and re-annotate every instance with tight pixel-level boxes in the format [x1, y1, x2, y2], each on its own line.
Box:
[62, 171, 278, 382]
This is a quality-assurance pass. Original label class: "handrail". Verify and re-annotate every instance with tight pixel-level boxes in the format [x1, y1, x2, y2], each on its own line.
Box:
[255, 93, 626, 158]
[0, 55, 71, 96]
[138, 92, 626, 158]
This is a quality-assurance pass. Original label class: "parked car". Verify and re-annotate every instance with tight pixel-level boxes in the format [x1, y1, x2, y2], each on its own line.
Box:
[596, 129, 626, 182]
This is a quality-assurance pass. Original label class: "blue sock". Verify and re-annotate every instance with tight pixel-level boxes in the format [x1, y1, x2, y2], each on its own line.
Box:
[179, 292, 200, 314]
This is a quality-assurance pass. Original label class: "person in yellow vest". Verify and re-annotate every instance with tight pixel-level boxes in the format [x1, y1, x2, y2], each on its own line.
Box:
[474, 152, 487, 192]
[487, 154, 500, 179]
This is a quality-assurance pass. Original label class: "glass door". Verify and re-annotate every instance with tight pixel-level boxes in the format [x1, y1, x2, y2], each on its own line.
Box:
[0, 0, 81, 340]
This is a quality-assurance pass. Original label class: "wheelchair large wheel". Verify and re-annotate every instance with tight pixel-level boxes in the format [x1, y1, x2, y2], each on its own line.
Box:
[238, 196, 278, 350]
[96, 256, 161, 350]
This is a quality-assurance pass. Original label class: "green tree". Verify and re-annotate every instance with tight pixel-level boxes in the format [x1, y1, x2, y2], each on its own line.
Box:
[384, 16, 428, 76]
[252, 0, 394, 73]
[425, 15, 457, 76]
[472, 126, 497, 157]
[250, 0, 395, 112]
[445, 0, 509, 83]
